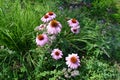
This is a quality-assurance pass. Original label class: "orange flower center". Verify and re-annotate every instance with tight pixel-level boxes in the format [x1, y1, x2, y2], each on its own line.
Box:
[44, 15, 49, 18]
[55, 51, 60, 56]
[51, 20, 58, 27]
[48, 12, 53, 15]
[73, 29, 77, 32]
[38, 34, 44, 40]
[72, 19, 77, 23]
[70, 56, 77, 63]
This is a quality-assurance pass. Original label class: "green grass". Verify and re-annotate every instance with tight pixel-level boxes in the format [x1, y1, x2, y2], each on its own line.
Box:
[0, 0, 53, 52]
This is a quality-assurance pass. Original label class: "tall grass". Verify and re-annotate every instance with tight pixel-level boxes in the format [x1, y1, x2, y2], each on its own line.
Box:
[0, 0, 55, 79]
[0, 0, 53, 53]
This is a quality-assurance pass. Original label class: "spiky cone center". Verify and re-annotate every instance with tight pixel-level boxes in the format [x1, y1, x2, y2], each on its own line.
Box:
[73, 29, 77, 32]
[55, 51, 60, 56]
[38, 34, 44, 40]
[48, 12, 53, 15]
[72, 19, 77, 23]
[50, 20, 58, 27]
[70, 56, 77, 63]
[44, 15, 49, 18]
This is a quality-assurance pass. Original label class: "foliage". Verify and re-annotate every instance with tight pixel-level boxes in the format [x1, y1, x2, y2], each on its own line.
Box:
[79, 57, 119, 80]
[0, 0, 120, 79]
[0, 0, 52, 52]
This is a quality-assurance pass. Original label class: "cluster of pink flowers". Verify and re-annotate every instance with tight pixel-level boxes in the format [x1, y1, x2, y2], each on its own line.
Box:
[51, 48, 80, 69]
[35, 11, 62, 46]
[67, 18, 80, 34]
[35, 12, 81, 72]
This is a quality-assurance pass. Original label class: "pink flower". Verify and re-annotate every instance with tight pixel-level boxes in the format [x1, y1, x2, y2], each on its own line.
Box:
[51, 49, 63, 60]
[67, 18, 79, 27]
[47, 20, 62, 34]
[46, 12, 56, 19]
[71, 26, 80, 34]
[34, 24, 46, 31]
[36, 34, 48, 47]
[66, 53, 80, 69]
[41, 15, 52, 23]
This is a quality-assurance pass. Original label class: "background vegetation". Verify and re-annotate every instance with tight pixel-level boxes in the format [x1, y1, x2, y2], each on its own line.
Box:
[0, 0, 120, 79]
